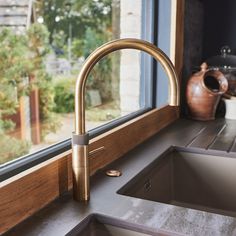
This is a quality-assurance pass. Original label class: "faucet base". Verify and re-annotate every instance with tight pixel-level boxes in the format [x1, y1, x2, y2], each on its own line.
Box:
[72, 144, 90, 201]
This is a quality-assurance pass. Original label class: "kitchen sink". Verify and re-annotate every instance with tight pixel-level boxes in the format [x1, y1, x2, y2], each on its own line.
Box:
[118, 148, 236, 217]
[66, 214, 173, 236]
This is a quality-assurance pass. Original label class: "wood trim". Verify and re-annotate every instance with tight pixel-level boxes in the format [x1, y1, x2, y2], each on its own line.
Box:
[0, 152, 71, 234]
[174, 0, 185, 80]
[0, 106, 179, 234]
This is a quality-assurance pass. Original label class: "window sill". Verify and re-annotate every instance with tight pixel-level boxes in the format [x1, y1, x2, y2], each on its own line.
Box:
[0, 106, 179, 234]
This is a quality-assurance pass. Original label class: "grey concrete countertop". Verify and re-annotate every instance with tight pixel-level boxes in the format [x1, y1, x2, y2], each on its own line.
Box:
[4, 119, 236, 236]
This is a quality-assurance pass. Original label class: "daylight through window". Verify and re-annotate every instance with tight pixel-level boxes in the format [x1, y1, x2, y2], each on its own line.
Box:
[0, 0, 151, 166]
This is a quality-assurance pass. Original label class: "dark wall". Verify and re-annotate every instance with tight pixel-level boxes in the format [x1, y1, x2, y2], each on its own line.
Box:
[203, 0, 236, 59]
[181, 0, 236, 117]
[181, 0, 204, 116]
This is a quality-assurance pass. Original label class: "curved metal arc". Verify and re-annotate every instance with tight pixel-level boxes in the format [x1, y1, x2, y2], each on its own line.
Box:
[75, 38, 179, 135]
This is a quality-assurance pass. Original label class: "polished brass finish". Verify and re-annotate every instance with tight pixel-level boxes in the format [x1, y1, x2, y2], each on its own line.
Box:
[106, 170, 122, 177]
[72, 38, 180, 201]
[72, 145, 89, 200]
[75, 38, 180, 134]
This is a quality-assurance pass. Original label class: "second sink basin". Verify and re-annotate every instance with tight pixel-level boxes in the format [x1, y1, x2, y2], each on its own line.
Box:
[118, 148, 236, 217]
[66, 213, 173, 236]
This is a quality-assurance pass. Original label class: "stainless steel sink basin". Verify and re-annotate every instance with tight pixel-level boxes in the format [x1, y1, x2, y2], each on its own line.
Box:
[118, 148, 236, 217]
[66, 214, 172, 236]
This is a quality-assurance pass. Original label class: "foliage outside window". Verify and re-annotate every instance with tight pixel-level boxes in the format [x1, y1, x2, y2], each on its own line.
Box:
[0, 0, 146, 167]
[0, 24, 60, 164]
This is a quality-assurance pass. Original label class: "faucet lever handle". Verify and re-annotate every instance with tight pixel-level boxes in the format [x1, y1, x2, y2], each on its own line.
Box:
[89, 146, 105, 157]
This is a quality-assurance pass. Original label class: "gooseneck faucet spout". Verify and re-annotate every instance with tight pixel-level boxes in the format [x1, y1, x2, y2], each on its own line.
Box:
[72, 38, 180, 201]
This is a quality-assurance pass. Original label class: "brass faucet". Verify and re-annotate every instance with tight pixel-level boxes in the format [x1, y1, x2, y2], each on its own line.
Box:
[72, 38, 180, 201]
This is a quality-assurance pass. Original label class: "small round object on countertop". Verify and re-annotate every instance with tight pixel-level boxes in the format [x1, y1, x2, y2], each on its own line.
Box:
[106, 169, 122, 177]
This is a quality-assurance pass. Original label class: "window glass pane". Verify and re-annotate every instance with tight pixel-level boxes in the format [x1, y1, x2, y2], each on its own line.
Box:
[0, 0, 152, 166]
[156, 0, 175, 108]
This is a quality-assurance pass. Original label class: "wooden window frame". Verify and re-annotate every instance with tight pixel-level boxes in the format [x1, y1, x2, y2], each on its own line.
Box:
[0, 0, 185, 234]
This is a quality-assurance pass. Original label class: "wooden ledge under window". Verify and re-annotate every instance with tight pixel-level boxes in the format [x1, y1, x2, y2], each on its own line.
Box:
[0, 106, 179, 234]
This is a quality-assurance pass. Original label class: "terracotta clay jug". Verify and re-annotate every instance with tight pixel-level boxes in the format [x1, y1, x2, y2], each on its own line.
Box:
[186, 63, 228, 121]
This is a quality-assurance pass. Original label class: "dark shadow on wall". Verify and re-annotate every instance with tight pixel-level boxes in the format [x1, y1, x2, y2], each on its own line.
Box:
[181, 0, 204, 117]
[203, 0, 236, 60]
[181, 0, 236, 117]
